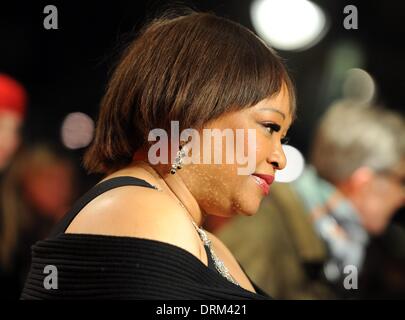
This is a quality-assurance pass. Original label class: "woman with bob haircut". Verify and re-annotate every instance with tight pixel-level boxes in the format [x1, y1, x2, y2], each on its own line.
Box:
[22, 9, 296, 299]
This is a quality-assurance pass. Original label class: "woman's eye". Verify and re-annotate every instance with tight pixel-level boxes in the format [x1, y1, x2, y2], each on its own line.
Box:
[262, 122, 280, 135]
[262, 122, 289, 145]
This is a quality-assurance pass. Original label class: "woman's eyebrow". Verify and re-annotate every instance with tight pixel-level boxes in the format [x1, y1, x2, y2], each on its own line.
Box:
[258, 107, 286, 120]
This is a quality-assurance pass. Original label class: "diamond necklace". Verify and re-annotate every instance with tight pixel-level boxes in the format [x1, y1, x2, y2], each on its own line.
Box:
[148, 182, 239, 286]
[190, 220, 240, 286]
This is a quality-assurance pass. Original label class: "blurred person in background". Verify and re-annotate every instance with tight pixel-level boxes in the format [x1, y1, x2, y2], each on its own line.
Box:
[212, 101, 405, 299]
[0, 74, 25, 171]
[0, 73, 27, 299]
[1, 142, 77, 299]
[19, 144, 76, 223]
[358, 206, 405, 299]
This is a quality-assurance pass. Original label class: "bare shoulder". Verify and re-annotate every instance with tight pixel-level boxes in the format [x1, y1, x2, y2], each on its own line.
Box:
[65, 185, 202, 260]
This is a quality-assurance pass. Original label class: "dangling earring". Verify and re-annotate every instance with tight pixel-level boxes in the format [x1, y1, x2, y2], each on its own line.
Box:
[170, 144, 187, 174]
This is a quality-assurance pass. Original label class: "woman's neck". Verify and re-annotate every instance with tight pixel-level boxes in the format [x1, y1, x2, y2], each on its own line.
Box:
[118, 159, 205, 227]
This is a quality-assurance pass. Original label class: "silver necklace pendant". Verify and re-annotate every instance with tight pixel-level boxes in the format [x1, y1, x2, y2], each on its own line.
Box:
[191, 221, 240, 286]
[150, 183, 239, 286]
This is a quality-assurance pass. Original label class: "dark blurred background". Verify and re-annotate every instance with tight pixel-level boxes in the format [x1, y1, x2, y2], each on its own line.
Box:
[0, 0, 404, 299]
[1, 0, 404, 182]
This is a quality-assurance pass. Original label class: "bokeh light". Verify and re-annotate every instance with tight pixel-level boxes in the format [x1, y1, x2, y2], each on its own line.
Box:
[61, 112, 94, 150]
[275, 145, 305, 183]
[250, 0, 328, 51]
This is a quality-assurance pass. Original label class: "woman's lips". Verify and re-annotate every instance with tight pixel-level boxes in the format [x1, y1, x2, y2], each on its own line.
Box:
[251, 173, 274, 196]
[252, 173, 275, 185]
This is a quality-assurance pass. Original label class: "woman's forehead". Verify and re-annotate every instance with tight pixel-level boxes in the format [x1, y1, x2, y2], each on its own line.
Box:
[252, 92, 292, 117]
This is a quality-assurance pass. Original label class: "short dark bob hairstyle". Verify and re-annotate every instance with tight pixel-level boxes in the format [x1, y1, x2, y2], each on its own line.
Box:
[84, 10, 296, 174]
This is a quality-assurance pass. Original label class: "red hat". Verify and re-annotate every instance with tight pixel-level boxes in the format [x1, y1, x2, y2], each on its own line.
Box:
[0, 73, 27, 118]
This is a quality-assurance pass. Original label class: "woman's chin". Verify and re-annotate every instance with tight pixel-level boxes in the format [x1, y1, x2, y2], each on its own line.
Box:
[235, 199, 262, 217]
[232, 178, 269, 216]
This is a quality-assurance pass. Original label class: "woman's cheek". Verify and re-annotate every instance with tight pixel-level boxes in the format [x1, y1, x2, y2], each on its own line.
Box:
[253, 133, 270, 167]
[235, 128, 258, 175]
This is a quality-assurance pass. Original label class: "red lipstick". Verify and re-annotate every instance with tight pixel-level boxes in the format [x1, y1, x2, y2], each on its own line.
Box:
[252, 174, 275, 185]
[251, 173, 274, 195]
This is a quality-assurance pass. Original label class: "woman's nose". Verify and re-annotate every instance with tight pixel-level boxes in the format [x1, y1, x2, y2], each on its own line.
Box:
[268, 143, 287, 171]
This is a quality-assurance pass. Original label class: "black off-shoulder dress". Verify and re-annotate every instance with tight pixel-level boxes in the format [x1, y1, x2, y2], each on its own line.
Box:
[21, 176, 270, 299]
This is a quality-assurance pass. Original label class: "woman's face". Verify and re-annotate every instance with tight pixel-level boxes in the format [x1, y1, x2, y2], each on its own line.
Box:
[0, 111, 22, 171]
[179, 86, 293, 218]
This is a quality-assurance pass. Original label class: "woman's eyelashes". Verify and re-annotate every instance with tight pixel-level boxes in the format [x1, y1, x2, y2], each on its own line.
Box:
[261, 122, 290, 145]
[262, 122, 280, 135]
